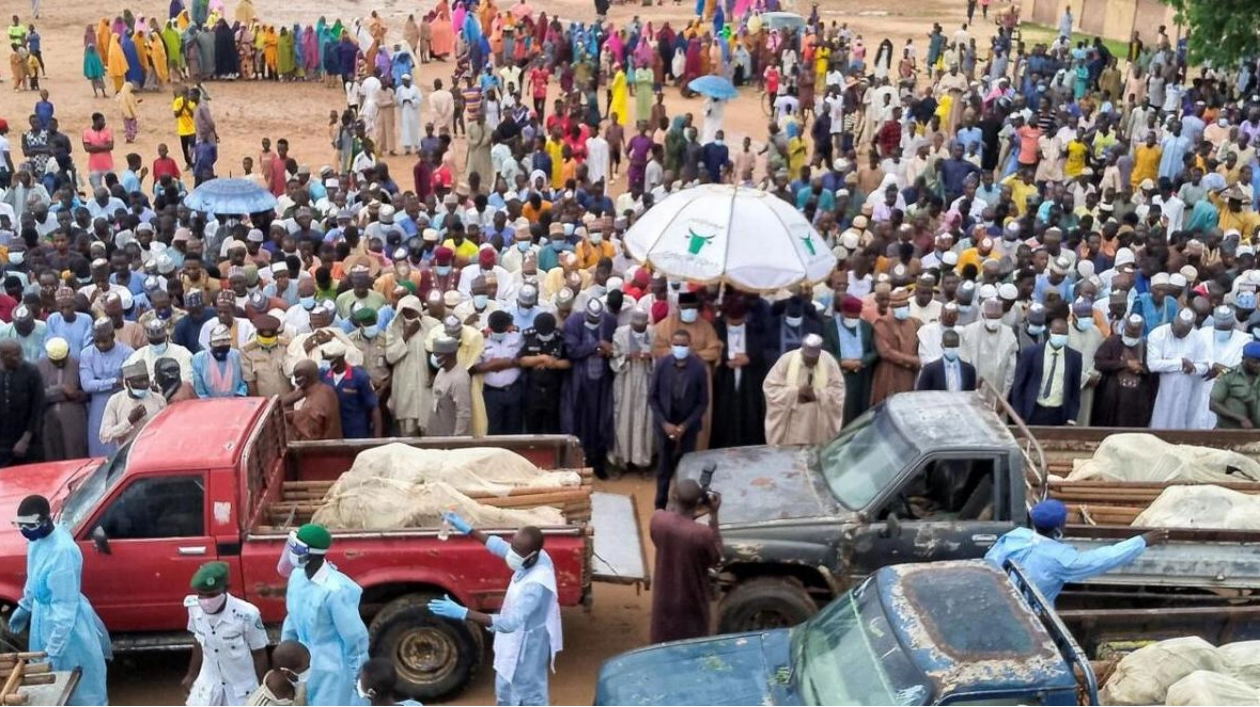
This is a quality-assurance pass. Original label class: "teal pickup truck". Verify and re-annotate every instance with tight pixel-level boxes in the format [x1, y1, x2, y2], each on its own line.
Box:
[594, 560, 1097, 706]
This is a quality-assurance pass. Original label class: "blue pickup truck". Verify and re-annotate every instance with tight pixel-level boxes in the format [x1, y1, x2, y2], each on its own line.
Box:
[594, 560, 1098, 706]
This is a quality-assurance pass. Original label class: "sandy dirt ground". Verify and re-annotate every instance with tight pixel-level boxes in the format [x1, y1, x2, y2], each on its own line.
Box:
[11, 0, 997, 702]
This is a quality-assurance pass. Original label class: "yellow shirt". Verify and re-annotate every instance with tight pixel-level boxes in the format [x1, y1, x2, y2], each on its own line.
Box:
[173, 97, 196, 137]
[1131, 145, 1162, 188]
[442, 238, 480, 263]
[545, 138, 564, 188]
[1064, 141, 1088, 178]
[1001, 174, 1037, 218]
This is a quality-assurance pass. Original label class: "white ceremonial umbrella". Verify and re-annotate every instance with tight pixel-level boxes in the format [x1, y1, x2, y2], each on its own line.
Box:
[623, 184, 837, 292]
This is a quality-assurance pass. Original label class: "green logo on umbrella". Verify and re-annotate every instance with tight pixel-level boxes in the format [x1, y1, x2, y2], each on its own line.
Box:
[686, 228, 715, 255]
[800, 234, 817, 256]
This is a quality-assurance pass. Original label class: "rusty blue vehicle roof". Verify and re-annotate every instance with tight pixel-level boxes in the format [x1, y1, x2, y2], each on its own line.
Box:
[877, 561, 1077, 700]
[882, 391, 1016, 451]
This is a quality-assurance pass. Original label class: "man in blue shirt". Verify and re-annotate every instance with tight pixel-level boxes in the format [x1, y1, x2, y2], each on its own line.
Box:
[319, 339, 381, 439]
[986, 499, 1165, 604]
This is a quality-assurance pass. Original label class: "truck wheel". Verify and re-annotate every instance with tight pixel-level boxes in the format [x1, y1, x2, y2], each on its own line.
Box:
[717, 577, 819, 634]
[369, 594, 481, 702]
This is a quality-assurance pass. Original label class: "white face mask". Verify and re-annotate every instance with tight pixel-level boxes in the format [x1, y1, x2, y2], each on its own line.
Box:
[356, 681, 372, 700]
[784, 315, 803, 328]
[984, 318, 1001, 332]
[505, 549, 534, 572]
[281, 668, 310, 687]
[842, 316, 861, 328]
[198, 594, 228, 614]
[679, 308, 698, 324]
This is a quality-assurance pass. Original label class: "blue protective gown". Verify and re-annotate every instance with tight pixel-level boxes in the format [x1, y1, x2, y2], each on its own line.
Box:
[280, 562, 370, 706]
[985, 527, 1147, 604]
[11, 526, 111, 706]
[486, 536, 561, 707]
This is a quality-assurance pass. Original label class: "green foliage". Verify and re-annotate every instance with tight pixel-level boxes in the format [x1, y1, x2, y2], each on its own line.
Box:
[1163, 0, 1260, 67]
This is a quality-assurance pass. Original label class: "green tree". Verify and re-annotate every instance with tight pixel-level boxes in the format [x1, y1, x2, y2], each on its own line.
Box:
[1163, 0, 1260, 66]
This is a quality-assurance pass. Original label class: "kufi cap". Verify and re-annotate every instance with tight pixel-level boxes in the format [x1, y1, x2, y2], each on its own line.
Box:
[248, 292, 268, 310]
[518, 284, 539, 305]
[941, 251, 959, 266]
[423, 228, 440, 242]
[1139, 178, 1156, 191]
[555, 288, 576, 306]
[443, 315, 462, 335]
[585, 298, 605, 317]
[1114, 248, 1136, 267]
[433, 335, 460, 354]
[1151, 272, 1171, 287]
[801, 333, 824, 351]
[998, 283, 1018, 301]
[889, 288, 911, 307]
[247, 229, 265, 243]
[44, 337, 69, 361]
[320, 340, 347, 358]
[351, 306, 377, 323]
[1177, 308, 1195, 323]
[295, 523, 332, 552]
[210, 324, 232, 345]
[92, 316, 113, 334]
[1179, 265, 1198, 283]
[379, 205, 396, 223]
[185, 289, 205, 308]
[1169, 273, 1187, 288]
[12, 305, 31, 322]
[1026, 303, 1047, 325]
[255, 314, 281, 331]
[443, 290, 462, 308]
[190, 561, 230, 592]
[121, 360, 149, 378]
[144, 318, 168, 336]
[1071, 297, 1093, 317]
[1077, 260, 1096, 279]
[173, 228, 192, 242]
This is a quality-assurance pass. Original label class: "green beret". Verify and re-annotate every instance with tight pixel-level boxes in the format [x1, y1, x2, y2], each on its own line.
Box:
[351, 306, 378, 323]
[191, 561, 230, 592]
[296, 523, 332, 551]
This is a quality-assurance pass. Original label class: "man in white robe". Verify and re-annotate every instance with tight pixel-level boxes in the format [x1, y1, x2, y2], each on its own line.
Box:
[1148, 308, 1210, 429]
[384, 295, 440, 436]
[610, 309, 656, 471]
[1195, 305, 1251, 429]
[99, 361, 167, 449]
[960, 299, 1018, 397]
[396, 75, 423, 154]
[586, 129, 611, 187]
[762, 334, 844, 446]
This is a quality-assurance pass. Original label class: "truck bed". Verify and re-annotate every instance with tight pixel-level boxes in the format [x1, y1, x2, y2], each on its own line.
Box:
[251, 435, 595, 534]
[1026, 426, 1260, 531]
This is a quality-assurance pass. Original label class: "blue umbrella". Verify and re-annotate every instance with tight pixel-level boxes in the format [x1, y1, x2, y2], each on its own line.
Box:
[184, 178, 278, 214]
[687, 75, 738, 100]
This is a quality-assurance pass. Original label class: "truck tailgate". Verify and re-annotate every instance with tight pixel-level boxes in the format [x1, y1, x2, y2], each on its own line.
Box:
[590, 492, 650, 589]
[1068, 538, 1260, 591]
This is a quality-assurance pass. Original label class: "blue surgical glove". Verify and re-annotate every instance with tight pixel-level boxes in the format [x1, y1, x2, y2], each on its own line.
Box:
[443, 511, 473, 535]
[428, 594, 469, 621]
[7, 606, 29, 635]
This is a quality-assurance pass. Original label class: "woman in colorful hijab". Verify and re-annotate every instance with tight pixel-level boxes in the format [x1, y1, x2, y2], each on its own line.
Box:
[106, 33, 128, 92]
[277, 26, 295, 78]
[148, 29, 170, 84]
[83, 43, 107, 97]
[213, 18, 237, 77]
[116, 81, 140, 141]
[120, 31, 144, 86]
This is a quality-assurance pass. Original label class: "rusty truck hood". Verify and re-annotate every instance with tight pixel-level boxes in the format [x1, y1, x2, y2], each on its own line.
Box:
[677, 446, 847, 527]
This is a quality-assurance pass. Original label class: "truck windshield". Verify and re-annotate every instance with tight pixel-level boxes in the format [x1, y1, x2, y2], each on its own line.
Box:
[58, 442, 132, 530]
[791, 582, 929, 706]
[818, 414, 913, 510]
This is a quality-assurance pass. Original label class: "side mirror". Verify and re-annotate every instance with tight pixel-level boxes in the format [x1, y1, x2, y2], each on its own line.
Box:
[91, 526, 111, 555]
[881, 514, 902, 540]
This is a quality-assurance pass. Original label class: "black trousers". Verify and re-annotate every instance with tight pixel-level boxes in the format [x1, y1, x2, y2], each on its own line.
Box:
[180, 134, 195, 166]
[655, 426, 698, 510]
[1028, 403, 1070, 426]
[484, 381, 523, 435]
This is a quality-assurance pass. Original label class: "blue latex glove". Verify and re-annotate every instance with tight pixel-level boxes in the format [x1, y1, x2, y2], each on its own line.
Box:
[7, 606, 29, 635]
[443, 511, 473, 535]
[428, 594, 469, 621]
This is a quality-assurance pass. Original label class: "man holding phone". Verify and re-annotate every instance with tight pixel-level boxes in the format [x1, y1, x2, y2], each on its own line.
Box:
[648, 479, 722, 645]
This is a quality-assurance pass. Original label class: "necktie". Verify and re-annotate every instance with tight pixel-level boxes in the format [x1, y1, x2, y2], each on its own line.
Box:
[1042, 350, 1059, 399]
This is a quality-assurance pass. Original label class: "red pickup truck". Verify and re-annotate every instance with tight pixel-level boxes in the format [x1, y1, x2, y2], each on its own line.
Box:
[0, 397, 647, 700]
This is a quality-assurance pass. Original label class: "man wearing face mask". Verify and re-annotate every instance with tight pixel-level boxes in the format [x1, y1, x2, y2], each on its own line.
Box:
[916, 329, 976, 392]
[320, 339, 382, 439]
[192, 325, 249, 399]
[241, 315, 292, 398]
[10, 494, 111, 706]
[1196, 305, 1252, 429]
[824, 295, 879, 425]
[1016, 302, 1049, 350]
[519, 313, 569, 435]
[282, 280, 320, 336]
[284, 360, 343, 441]
[429, 516, 563, 707]
[280, 523, 370, 707]
[562, 299, 617, 478]
[651, 292, 722, 448]
[383, 296, 438, 436]
[182, 561, 269, 706]
[126, 317, 195, 386]
[100, 360, 166, 447]
[1010, 317, 1082, 426]
[455, 275, 501, 329]
[504, 284, 548, 331]
[1148, 308, 1210, 430]
[985, 499, 1165, 605]
[1068, 298, 1105, 426]
[475, 311, 525, 435]
[348, 307, 391, 400]
[647, 330, 710, 509]
[871, 288, 921, 406]
[245, 641, 310, 706]
[428, 335, 473, 436]
[82, 317, 135, 456]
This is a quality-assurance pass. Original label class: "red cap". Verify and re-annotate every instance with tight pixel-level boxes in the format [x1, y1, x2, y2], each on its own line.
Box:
[651, 300, 669, 323]
[0, 119, 8, 133]
[478, 248, 497, 267]
[841, 295, 864, 316]
[434, 246, 454, 265]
